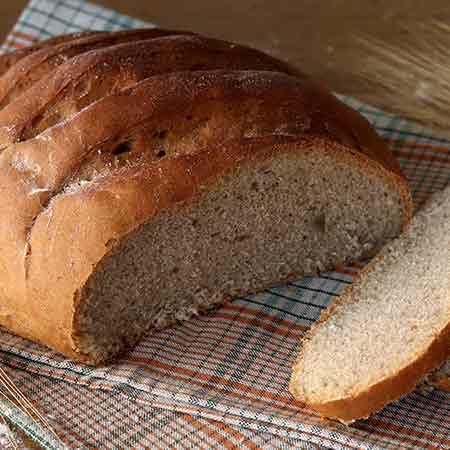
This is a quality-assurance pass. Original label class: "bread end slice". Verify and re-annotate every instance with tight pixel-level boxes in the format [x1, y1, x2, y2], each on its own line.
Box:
[291, 322, 449, 423]
[290, 185, 450, 423]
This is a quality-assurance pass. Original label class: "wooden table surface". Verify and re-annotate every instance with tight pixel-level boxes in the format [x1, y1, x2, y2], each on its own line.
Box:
[0, 0, 448, 448]
[1, 0, 450, 102]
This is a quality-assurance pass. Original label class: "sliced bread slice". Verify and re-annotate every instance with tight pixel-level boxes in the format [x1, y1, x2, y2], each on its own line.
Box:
[290, 185, 450, 423]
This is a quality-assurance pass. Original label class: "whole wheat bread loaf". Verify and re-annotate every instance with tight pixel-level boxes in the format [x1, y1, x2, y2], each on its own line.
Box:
[290, 185, 450, 422]
[0, 32, 412, 364]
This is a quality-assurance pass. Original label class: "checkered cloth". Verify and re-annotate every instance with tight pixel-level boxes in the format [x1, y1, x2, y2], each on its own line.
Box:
[0, 0, 449, 448]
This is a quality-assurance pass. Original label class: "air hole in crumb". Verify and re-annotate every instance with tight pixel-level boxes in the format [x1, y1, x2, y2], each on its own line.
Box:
[153, 129, 168, 139]
[113, 141, 132, 155]
[235, 234, 250, 242]
[250, 181, 258, 191]
[172, 267, 180, 274]
[190, 63, 203, 70]
[313, 214, 326, 233]
[157, 149, 166, 158]
[191, 219, 198, 227]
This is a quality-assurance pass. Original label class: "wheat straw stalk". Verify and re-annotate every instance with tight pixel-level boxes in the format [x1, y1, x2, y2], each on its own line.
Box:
[0, 366, 65, 447]
[352, 20, 450, 139]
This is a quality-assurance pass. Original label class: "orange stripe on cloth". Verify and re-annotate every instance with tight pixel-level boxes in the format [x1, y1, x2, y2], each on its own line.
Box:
[203, 415, 364, 450]
[116, 392, 371, 450]
[386, 138, 450, 155]
[3, 39, 26, 50]
[394, 148, 450, 164]
[26, 362, 369, 450]
[10, 30, 37, 43]
[127, 357, 307, 414]
[222, 303, 308, 332]
[210, 312, 305, 340]
[135, 365, 448, 450]
[160, 413, 202, 449]
[358, 418, 450, 449]
[19, 357, 307, 416]
[141, 316, 301, 358]
[183, 414, 239, 449]
[26, 370, 166, 449]
[137, 338, 293, 384]
[25, 381, 102, 448]
[203, 418, 260, 450]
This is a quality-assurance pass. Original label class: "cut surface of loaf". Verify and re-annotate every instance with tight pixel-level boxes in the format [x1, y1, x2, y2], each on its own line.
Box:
[36, 136, 407, 363]
[0, 35, 299, 147]
[290, 185, 450, 423]
[0, 33, 412, 364]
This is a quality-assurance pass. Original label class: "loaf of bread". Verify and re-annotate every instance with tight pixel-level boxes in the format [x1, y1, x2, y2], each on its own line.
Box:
[290, 185, 450, 423]
[0, 31, 412, 364]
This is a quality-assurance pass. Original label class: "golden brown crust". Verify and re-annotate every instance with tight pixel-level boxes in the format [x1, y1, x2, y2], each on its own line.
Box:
[0, 35, 299, 147]
[0, 28, 193, 108]
[0, 31, 104, 76]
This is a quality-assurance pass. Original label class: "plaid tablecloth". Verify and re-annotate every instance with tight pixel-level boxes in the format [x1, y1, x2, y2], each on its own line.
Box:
[0, 0, 449, 449]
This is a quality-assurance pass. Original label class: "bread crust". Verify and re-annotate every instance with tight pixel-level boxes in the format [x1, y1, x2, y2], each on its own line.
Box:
[0, 35, 299, 147]
[0, 31, 104, 76]
[0, 28, 193, 107]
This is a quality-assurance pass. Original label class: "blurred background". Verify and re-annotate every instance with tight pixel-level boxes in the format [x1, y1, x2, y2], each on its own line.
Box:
[1, 0, 450, 104]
